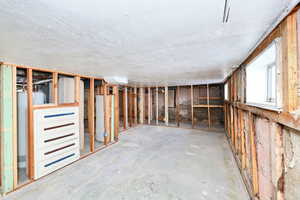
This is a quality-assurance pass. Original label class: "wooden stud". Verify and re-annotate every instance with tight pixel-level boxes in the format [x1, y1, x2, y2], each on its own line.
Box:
[27, 68, 34, 179]
[113, 86, 119, 141]
[134, 87, 137, 125]
[139, 87, 144, 124]
[125, 87, 128, 128]
[74, 76, 80, 103]
[282, 12, 298, 112]
[104, 84, 109, 145]
[248, 112, 259, 196]
[12, 66, 18, 188]
[123, 87, 127, 129]
[176, 86, 180, 127]
[88, 78, 95, 152]
[52, 72, 58, 105]
[239, 110, 246, 169]
[148, 87, 151, 124]
[165, 86, 168, 126]
[156, 87, 158, 125]
[207, 84, 211, 128]
[191, 85, 194, 128]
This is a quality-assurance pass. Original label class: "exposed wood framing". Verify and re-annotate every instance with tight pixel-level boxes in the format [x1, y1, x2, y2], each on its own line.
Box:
[3, 62, 105, 81]
[74, 76, 80, 103]
[103, 84, 108, 145]
[12, 67, 17, 188]
[113, 86, 119, 141]
[224, 9, 300, 200]
[207, 84, 211, 128]
[176, 86, 180, 127]
[164, 86, 168, 126]
[27, 68, 34, 180]
[134, 87, 137, 125]
[282, 11, 298, 112]
[191, 85, 194, 128]
[139, 87, 144, 124]
[122, 87, 126, 129]
[124, 87, 128, 128]
[88, 78, 95, 152]
[52, 72, 58, 104]
[156, 87, 158, 125]
[148, 87, 151, 124]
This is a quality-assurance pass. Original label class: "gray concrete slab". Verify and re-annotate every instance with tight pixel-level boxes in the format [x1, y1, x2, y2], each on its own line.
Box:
[4, 126, 249, 200]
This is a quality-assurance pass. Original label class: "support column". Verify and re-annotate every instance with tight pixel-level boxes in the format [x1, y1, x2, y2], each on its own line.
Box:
[156, 87, 158, 125]
[0, 65, 14, 194]
[139, 87, 144, 124]
[165, 86, 168, 126]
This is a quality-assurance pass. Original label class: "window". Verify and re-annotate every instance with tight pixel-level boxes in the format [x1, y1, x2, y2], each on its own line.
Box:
[266, 64, 276, 103]
[246, 39, 281, 109]
[224, 82, 229, 100]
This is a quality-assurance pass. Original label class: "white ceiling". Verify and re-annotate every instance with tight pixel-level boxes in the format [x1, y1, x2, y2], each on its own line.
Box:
[0, 0, 296, 86]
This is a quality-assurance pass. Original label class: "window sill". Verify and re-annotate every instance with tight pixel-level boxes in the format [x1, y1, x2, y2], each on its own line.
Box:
[245, 102, 282, 113]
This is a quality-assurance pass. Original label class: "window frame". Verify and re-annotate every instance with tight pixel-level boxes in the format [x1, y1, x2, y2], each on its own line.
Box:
[245, 38, 282, 111]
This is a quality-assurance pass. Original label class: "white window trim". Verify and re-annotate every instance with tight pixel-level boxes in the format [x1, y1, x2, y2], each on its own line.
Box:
[246, 38, 282, 111]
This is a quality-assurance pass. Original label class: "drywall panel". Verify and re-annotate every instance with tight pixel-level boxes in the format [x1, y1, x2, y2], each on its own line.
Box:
[284, 128, 300, 200]
[0, 65, 14, 194]
[255, 117, 273, 200]
[95, 95, 105, 142]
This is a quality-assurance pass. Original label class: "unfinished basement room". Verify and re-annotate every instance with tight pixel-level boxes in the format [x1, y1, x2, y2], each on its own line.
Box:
[1, 1, 300, 200]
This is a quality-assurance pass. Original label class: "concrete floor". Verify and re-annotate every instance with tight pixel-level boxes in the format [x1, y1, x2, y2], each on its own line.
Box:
[4, 126, 249, 200]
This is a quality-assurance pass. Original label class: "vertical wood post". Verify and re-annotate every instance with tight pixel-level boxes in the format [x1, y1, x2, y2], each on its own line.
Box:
[124, 87, 128, 129]
[191, 85, 194, 128]
[113, 86, 119, 141]
[134, 87, 137, 125]
[74, 76, 80, 103]
[207, 84, 211, 128]
[165, 86, 168, 126]
[249, 112, 259, 196]
[103, 84, 109, 145]
[282, 12, 298, 112]
[148, 87, 151, 124]
[27, 68, 34, 179]
[12, 66, 17, 188]
[88, 78, 95, 152]
[52, 72, 58, 104]
[139, 87, 144, 124]
[156, 87, 158, 125]
[176, 86, 180, 127]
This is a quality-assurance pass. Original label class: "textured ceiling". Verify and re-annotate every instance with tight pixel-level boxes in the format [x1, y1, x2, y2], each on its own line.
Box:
[0, 0, 295, 86]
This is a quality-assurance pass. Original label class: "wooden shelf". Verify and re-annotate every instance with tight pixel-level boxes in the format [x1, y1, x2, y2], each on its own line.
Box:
[193, 104, 224, 108]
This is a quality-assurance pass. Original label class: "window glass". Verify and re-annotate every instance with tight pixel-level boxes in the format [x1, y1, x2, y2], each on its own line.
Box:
[246, 40, 280, 108]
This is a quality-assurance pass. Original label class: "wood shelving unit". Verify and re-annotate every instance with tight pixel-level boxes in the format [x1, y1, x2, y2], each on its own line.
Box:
[192, 83, 224, 129]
